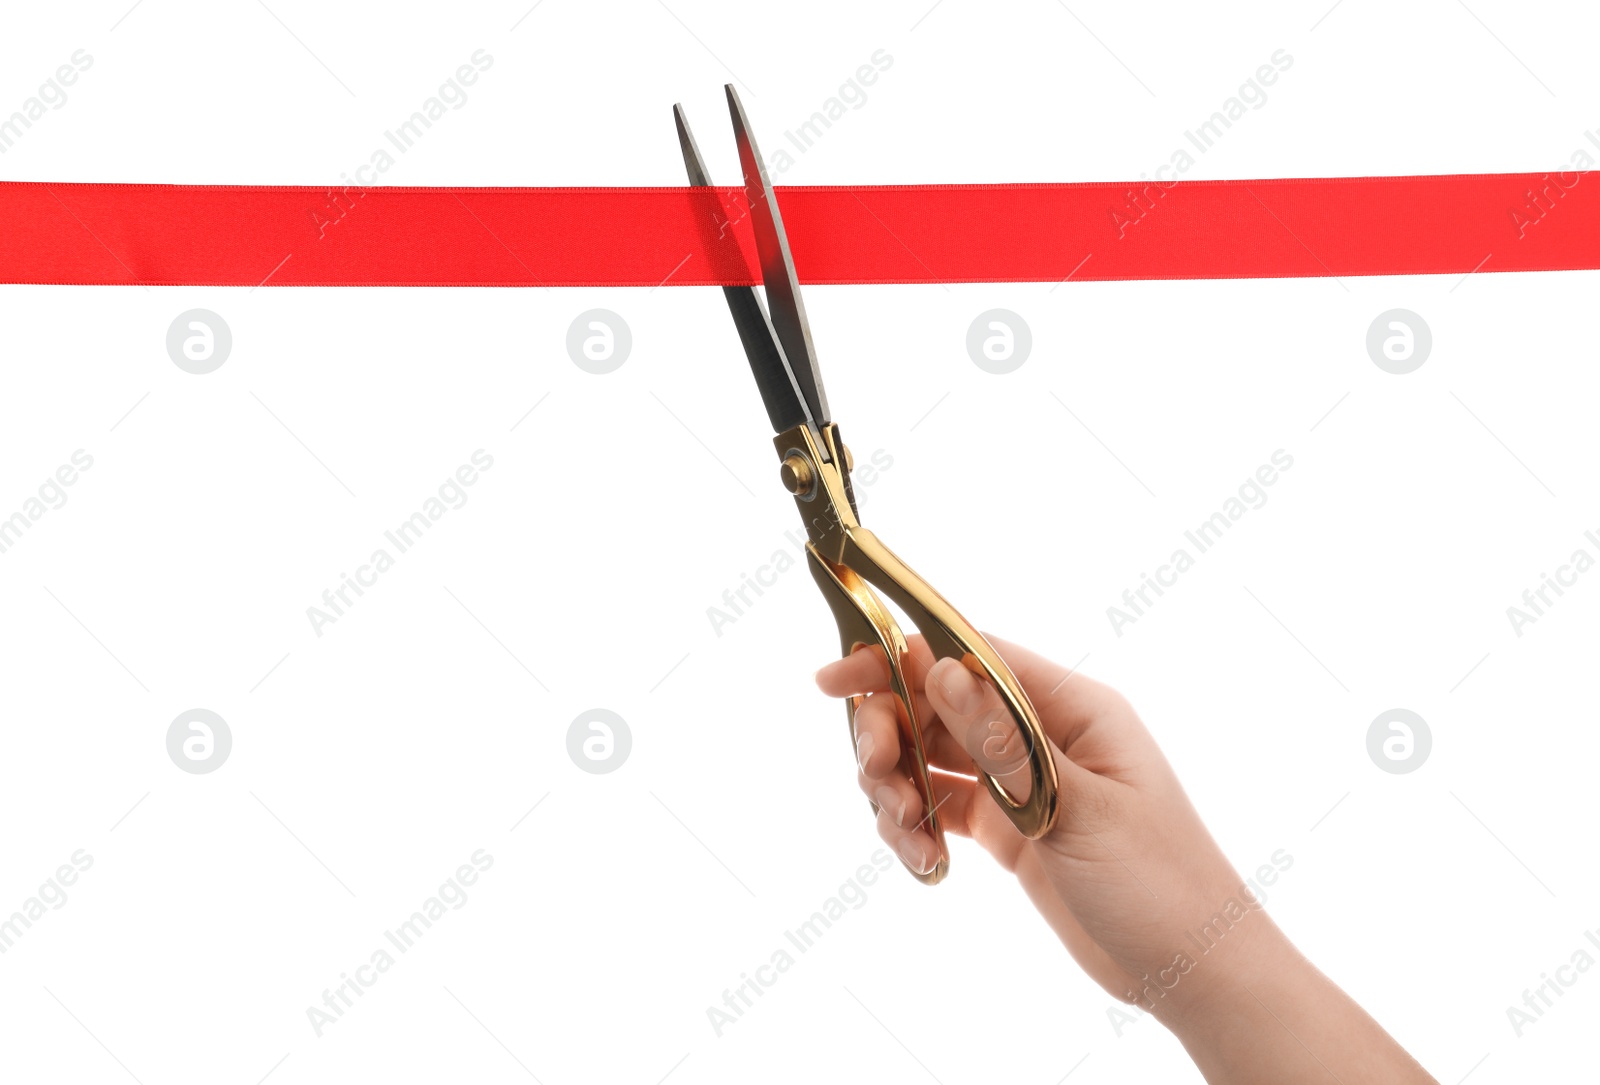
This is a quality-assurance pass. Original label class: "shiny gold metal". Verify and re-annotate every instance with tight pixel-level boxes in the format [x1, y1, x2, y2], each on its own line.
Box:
[779, 453, 814, 496]
[775, 421, 1060, 858]
[842, 445, 854, 473]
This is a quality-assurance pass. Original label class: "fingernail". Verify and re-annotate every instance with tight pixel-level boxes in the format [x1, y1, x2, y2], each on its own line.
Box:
[934, 660, 985, 715]
[855, 730, 875, 772]
[875, 785, 905, 828]
[897, 836, 931, 875]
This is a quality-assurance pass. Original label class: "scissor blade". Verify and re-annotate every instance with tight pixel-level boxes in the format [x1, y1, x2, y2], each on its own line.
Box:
[672, 102, 716, 188]
[673, 103, 814, 435]
[725, 85, 832, 426]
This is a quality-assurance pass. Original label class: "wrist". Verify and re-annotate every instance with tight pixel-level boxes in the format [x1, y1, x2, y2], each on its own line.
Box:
[1118, 896, 1303, 1035]
[1158, 917, 1303, 1035]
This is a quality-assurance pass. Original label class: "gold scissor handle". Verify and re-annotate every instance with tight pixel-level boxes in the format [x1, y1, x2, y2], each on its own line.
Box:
[806, 547, 949, 885]
[841, 528, 1060, 840]
[777, 421, 1060, 850]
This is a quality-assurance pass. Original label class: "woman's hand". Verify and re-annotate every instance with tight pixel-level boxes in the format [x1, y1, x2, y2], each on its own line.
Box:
[817, 635, 1437, 1084]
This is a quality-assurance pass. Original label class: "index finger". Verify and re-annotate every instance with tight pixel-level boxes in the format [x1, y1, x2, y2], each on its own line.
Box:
[816, 633, 1124, 748]
[815, 639, 934, 697]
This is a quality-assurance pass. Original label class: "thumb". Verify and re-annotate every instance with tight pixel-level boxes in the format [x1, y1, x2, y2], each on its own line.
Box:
[925, 656, 1091, 820]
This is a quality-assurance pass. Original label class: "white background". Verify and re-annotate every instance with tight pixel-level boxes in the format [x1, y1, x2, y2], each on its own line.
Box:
[2, 1, 1598, 1082]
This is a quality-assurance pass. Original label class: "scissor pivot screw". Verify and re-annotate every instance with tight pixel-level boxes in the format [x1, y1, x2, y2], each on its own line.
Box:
[780, 453, 814, 496]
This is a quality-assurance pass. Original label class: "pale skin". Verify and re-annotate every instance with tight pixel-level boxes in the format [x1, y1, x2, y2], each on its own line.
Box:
[817, 635, 1438, 1085]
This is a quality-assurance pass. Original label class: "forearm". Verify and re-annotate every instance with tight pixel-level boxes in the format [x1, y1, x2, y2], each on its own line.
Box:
[1153, 920, 1437, 1085]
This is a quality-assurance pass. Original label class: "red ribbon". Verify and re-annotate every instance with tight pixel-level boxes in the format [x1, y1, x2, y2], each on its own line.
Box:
[1, 173, 1589, 286]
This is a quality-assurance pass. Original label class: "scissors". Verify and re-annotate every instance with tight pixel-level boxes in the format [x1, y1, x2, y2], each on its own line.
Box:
[673, 87, 1059, 884]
